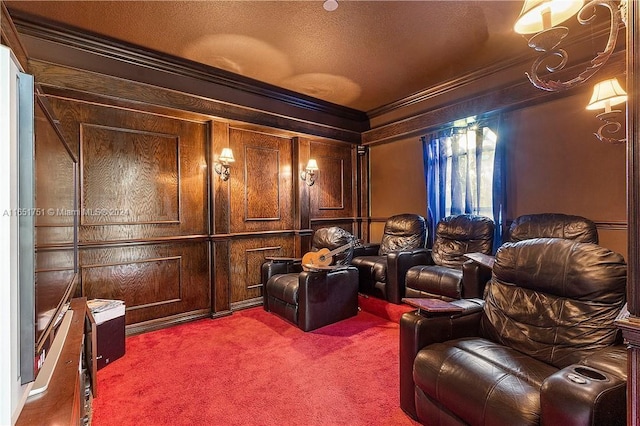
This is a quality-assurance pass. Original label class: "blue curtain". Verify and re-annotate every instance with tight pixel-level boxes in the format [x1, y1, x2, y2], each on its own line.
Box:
[491, 116, 507, 252]
[422, 116, 506, 252]
[423, 131, 448, 247]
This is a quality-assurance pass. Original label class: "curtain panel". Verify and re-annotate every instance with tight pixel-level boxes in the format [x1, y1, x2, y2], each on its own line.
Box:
[422, 115, 506, 251]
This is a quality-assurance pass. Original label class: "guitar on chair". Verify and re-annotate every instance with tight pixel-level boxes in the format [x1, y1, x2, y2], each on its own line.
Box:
[301, 240, 361, 270]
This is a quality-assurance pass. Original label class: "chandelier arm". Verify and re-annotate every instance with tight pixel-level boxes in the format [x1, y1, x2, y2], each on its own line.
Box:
[526, 0, 624, 92]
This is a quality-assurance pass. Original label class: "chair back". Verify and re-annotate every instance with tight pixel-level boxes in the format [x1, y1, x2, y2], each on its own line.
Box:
[507, 213, 598, 243]
[378, 214, 426, 255]
[312, 227, 357, 265]
[481, 238, 626, 368]
[431, 214, 494, 269]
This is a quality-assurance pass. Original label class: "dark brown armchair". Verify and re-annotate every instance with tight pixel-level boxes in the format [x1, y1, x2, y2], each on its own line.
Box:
[400, 237, 627, 425]
[404, 214, 495, 300]
[262, 227, 359, 331]
[351, 213, 428, 304]
[507, 212, 599, 243]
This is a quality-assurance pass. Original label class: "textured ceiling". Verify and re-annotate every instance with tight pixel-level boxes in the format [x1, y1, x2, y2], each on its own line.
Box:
[7, 1, 533, 112]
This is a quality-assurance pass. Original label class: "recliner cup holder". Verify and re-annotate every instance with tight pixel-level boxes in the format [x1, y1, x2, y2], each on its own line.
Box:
[572, 366, 607, 381]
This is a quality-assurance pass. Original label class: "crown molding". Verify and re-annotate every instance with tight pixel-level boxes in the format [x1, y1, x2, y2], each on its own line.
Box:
[367, 21, 621, 119]
[8, 10, 370, 131]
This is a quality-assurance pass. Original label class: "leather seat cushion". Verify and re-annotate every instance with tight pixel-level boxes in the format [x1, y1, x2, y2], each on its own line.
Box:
[405, 265, 463, 300]
[266, 273, 299, 305]
[414, 337, 558, 426]
[351, 255, 388, 283]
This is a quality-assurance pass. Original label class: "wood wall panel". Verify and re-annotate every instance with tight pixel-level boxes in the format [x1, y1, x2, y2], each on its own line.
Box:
[46, 97, 209, 242]
[244, 146, 280, 220]
[318, 157, 344, 210]
[213, 239, 230, 313]
[23, 55, 360, 327]
[36, 248, 75, 271]
[309, 140, 355, 220]
[212, 121, 229, 235]
[227, 236, 295, 304]
[80, 124, 180, 225]
[80, 241, 209, 325]
[83, 256, 182, 309]
[228, 128, 294, 233]
[35, 96, 76, 246]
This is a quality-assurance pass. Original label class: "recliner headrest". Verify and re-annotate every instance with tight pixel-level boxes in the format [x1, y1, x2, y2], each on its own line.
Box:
[431, 214, 495, 268]
[493, 238, 625, 303]
[379, 213, 426, 255]
[507, 213, 598, 244]
[312, 227, 357, 265]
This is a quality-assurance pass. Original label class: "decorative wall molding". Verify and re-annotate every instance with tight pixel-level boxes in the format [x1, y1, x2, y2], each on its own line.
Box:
[363, 51, 626, 146]
[366, 23, 617, 118]
[595, 221, 628, 230]
[81, 256, 183, 310]
[79, 123, 181, 226]
[243, 146, 281, 221]
[9, 12, 368, 137]
[318, 157, 345, 210]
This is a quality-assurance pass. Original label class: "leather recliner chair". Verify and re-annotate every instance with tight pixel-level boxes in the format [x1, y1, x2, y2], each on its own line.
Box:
[400, 237, 627, 425]
[404, 214, 495, 300]
[351, 213, 428, 304]
[262, 227, 359, 331]
[507, 212, 599, 243]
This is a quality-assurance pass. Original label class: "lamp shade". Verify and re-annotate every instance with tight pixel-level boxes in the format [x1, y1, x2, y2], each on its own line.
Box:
[306, 159, 319, 171]
[514, 0, 584, 34]
[586, 78, 628, 110]
[219, 147, 235, 163]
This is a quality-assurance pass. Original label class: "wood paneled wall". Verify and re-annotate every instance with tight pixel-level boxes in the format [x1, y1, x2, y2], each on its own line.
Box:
[33, 96, 78, 345]
[35, 65, 358, 333]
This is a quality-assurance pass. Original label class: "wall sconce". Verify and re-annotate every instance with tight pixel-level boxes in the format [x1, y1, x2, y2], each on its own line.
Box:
[514, 0, 626, 91]
[300, 159, 319, 186]
[586, 77, 627, 144]
[214, 147, 235, 181]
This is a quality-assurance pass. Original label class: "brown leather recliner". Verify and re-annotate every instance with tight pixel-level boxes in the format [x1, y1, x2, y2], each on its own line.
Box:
[351, 213, 428, 304]
[262, 227, 359, 331]
[404, 214, 495, 300]
[400, 237, 627, 425]
[508, 212, 599, 243]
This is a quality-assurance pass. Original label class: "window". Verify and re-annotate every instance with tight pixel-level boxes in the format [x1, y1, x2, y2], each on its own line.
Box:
[423, 115, 505, 249]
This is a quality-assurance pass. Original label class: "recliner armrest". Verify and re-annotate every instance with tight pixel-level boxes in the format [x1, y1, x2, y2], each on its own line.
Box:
[541, 350, 627, 426]
[261, 258, 303, 283]
[461, 259, 492, 298]
[297, 266, 359, 331]
[265, 256, 301, 262]
[399, 303, 484, 419]
[385, 248, 432, 304]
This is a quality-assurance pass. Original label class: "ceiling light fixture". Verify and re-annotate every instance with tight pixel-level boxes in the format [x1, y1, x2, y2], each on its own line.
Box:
[323, 0, 338, 12]
[514, 0, 626, 92]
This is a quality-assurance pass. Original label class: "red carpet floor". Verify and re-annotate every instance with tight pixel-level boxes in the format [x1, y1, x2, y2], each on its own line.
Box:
[92, 305, 419, 426]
